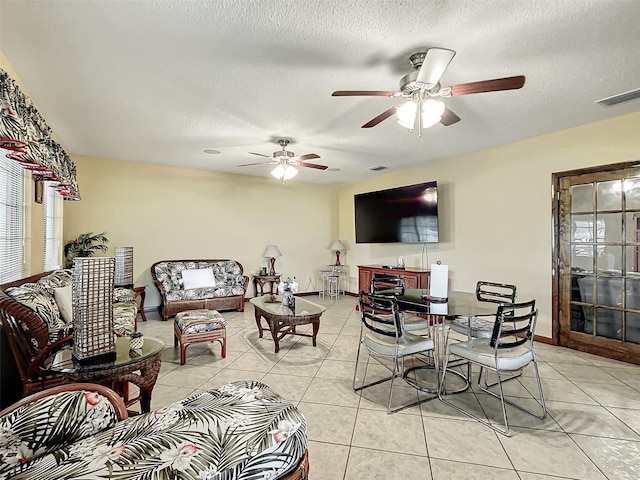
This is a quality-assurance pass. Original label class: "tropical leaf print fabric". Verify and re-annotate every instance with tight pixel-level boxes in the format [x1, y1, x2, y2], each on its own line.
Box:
[154, 261, 246, 301]
[0, 381, 307, 480]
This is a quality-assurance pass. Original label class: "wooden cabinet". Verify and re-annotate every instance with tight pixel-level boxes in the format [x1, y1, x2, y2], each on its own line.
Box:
[357, 265, 430, 293]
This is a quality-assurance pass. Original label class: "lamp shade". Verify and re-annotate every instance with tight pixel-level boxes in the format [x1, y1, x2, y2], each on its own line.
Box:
[271, 164, 298, 180]
[330, 240, 346, 252]
[263, 245, 282, 258]
[115, 247, 134, 287]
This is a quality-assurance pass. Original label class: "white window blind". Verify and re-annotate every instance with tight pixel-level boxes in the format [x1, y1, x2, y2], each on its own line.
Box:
[0, 150, 31, 282]
[43, 181, 63, 271]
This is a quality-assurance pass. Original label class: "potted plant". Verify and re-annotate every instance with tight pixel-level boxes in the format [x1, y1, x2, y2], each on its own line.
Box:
[64, 232, 109, 267]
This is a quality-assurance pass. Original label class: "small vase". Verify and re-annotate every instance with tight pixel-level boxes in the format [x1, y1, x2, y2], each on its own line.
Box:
[283, 291, 295, 309]
[130, 331, 144, 351]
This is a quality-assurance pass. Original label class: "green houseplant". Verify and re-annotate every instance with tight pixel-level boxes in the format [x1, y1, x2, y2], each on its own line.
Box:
[64, 232, 109, 267]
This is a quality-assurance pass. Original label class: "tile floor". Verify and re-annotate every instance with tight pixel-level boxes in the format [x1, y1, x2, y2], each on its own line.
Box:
[137, 295, 640, 480]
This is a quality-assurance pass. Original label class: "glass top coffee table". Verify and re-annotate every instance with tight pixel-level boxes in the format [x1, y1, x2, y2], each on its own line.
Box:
[250, 295, 326, 353]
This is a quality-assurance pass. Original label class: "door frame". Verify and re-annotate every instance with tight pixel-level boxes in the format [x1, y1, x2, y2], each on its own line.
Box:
[552, 159, 640, 364]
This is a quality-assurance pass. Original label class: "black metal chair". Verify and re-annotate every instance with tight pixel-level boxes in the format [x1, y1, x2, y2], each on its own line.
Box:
[438, 299, 547, 436]
[353, 291, 436, 413]
[370, 274, 430, 333]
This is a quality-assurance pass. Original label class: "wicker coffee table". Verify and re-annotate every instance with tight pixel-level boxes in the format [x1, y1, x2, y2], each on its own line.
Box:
[250, 295, 326, 353]
[45, 336, 164, 413]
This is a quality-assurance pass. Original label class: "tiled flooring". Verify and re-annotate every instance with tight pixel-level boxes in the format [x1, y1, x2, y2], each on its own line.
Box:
[137, 296, 640, 480]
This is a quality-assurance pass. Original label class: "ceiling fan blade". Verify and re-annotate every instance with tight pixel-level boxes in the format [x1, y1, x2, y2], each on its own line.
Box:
[248, 152, 271, 158]
[440, 108, 461, 126]
[298, 162, 328, 170]
[416, 48, 456, 87]
[362, 105, 400, 128]
[297, 153, 320, 161]
[449, 75, 525, 96]
[238, 160, 279, 167]
[332, 90, 398, 97]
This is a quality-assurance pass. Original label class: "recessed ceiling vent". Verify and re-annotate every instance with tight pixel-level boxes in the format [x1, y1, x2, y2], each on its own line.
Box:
[595, 88, 640, 107]
[369, 166, 389, 171]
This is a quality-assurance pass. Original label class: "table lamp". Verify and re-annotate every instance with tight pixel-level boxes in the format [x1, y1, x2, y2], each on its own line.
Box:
[263, 245, 282, 275]
[330, 240, 346, 266]
[115, 246, 134, 288]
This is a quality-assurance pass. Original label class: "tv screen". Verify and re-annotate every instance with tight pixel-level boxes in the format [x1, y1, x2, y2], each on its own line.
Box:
[354, 181, 439, 244]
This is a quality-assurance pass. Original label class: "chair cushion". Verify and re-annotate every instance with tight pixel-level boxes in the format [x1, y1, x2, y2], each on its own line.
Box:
[113, 287, 135, 303]
[113, 302, 137, 336]
[176, 309, 227, 334]
[451, 316, 514, 339]
[449, 338, 533, 371]
[364, 331, 434, 357]
[0, 381, 307, 480]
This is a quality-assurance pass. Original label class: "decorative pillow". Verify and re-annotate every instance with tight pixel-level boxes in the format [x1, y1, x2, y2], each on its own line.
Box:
[6, 284, 65, 334]
[36, 269, 73, 295]
[53, 284, 73, 324]
[113, 287, 135, 303]
[181, 268, 216, 289]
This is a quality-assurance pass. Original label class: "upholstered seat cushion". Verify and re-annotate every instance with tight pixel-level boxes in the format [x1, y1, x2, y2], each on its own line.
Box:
[449, 338, 533, 371]
[6, 283, 66, 339]
[0, 381, 307, 480]
[175, 309, 227, 334]
[364, 330, 435, 357]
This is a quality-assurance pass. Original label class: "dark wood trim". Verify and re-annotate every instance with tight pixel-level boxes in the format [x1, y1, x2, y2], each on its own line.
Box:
[533, 335, 555, 345]
[34, 179, 43, 204]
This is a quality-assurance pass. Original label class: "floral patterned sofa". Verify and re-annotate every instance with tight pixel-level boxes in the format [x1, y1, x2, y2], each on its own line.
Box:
[0, 270, 138, 397]
[151, 259, 250, 321]
[0, 381, 309, 480]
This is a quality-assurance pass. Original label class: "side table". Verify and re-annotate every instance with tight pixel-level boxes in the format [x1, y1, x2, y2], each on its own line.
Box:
[132, 285, 147, 322]
[45, 336, 164, 413]
[252, 274, 281, 297]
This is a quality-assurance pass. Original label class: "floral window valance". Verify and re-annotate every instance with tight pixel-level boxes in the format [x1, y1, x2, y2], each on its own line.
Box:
[0, 68, 80, 200]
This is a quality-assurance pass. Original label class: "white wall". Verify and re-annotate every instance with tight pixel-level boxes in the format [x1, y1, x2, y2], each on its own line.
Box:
[338, 112, 640, 338]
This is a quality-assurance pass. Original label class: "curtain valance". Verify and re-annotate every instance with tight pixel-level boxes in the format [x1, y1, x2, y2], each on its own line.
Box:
[0, 68, 80, 200]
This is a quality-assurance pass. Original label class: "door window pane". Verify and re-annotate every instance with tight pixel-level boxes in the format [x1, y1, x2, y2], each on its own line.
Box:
[597, 246, 621, 273]
[597, 212, 622, 243]
[597, 180, 622, 211]
[571, 184, 593, 213]
[626, 313, 640, 344]
[625, 177, 640, 210]
[595, 308, 621, 340]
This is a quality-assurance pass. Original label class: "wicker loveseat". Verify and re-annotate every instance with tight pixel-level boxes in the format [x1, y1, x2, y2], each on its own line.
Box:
[0, 381, 309, 480]
[0, 270, 138, 397]
[151, 259, 249, 321]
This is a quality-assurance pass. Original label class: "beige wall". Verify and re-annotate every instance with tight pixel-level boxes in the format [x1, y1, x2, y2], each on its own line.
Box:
[64, 156, 339, 308]
[338, 111, 640, 338]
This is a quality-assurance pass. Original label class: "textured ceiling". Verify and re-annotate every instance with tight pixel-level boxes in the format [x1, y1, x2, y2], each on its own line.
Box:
[1, 0, 639, 184]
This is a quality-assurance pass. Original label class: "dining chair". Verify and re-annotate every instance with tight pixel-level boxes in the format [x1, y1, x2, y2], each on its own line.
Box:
[450, 281, 517, 338]
[370, 273, 430, 332]
[353, 291, 436, 413]
[438, 299, 547, 436]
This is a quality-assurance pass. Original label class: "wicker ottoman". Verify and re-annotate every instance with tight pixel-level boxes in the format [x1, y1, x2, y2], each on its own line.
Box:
[174, 309, 227, 365]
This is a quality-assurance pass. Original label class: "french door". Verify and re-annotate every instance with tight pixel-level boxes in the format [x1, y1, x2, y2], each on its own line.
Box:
[555, 163, 640, 364]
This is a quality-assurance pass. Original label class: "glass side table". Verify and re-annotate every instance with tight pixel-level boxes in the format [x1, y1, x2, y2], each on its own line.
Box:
[45, 336, 164, 413]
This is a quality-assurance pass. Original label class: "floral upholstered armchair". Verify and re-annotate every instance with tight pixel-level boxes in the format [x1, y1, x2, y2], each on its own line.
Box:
[0, 381, 309, 480]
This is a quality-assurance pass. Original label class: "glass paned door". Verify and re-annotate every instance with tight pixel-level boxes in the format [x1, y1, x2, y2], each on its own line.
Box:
[559, 168, 640, 362]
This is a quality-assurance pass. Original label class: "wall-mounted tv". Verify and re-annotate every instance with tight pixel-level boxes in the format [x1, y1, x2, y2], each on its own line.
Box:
[354, 181, 439, 244]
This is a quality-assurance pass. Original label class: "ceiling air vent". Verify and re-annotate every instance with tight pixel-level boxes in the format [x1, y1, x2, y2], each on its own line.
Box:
[595, 88, 640, 107]
[369, 166, 388, 171]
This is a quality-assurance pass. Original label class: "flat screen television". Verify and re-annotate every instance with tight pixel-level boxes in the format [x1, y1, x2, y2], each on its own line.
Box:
[354, 181, 439, 244]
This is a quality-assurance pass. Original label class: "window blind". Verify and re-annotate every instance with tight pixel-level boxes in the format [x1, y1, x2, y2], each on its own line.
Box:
[0, 151, 31, 282]
[43, 181, 63, 271]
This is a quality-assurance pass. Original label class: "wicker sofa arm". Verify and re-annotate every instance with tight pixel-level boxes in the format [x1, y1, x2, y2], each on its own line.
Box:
[0, 384, 127, 472]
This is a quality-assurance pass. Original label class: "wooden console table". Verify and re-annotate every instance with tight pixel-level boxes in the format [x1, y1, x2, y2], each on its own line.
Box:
[358, 265, 430, 293]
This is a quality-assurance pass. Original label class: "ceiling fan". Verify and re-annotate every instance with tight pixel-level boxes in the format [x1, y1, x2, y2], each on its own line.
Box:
[332, 47, 525, 136]
[238, 139, 327, 183]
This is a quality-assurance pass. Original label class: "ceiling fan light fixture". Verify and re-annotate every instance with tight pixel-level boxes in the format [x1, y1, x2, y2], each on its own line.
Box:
[396, 101, 417, 129]
[271, 163, 298, 180]
[420, 99, 446, 128]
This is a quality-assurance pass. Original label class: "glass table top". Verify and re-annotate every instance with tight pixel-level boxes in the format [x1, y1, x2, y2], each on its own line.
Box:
[46, 336, 165, 374]
[387, 289, 499, 317]
[250, 295, 326, 317]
